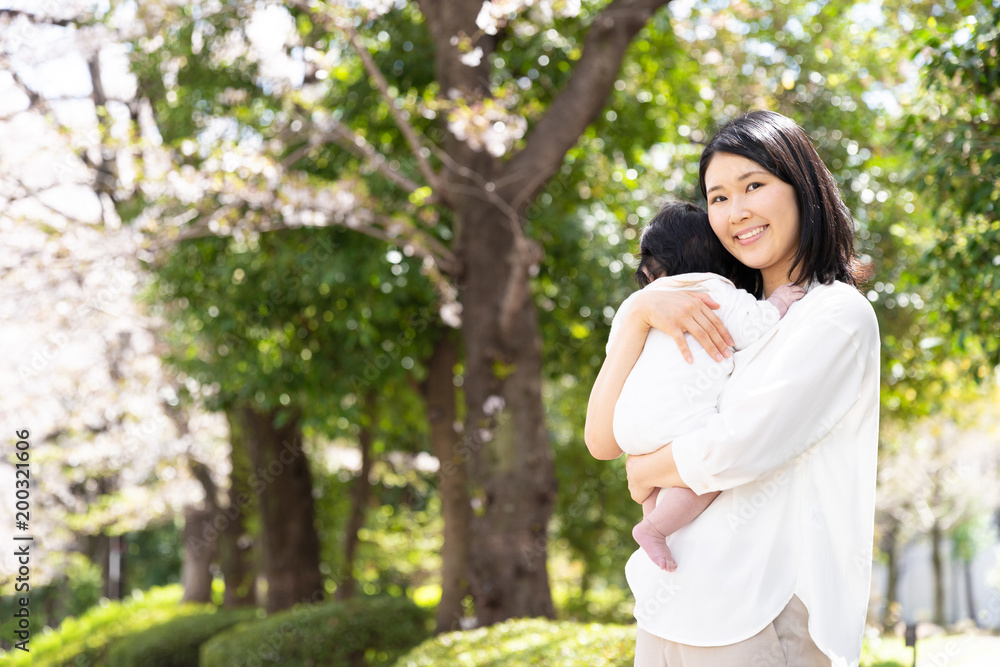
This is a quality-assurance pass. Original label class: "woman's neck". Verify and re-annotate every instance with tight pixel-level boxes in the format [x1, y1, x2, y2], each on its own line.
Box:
[762, 266, 796, 298]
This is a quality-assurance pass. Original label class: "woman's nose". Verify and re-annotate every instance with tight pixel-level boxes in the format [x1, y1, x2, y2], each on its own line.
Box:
[729, 197, 750, 224]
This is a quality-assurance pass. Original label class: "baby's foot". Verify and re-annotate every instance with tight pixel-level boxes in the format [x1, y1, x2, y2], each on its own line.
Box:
[632, 519, 677, 572]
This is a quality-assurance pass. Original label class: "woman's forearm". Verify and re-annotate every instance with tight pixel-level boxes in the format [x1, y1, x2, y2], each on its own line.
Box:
[584, 308, 649, 460]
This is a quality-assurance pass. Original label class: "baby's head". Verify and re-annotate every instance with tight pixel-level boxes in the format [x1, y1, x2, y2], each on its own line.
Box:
[635, 200, 750, 288]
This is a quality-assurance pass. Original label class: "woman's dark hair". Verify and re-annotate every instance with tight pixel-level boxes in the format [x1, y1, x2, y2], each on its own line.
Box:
[698, 109, 871, 291]
[635, 200, 759, 291]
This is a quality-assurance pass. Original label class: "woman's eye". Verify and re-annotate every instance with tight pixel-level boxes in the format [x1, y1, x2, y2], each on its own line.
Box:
[747, 182, 762, 192]
[710, 195, 726, 204]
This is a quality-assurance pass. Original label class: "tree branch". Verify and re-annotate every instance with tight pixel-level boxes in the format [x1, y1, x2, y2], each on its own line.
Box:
[291, 1, 444, 198]
[147, 172, 461, 276]
[499, 0, 672, 210]
[0, 8, 77, 27]
[281, 114, 430, 198]
[2, 59, 45, 111]
[188, 458, 221, 513]
[340, 25, 444, 194]
[329, 120, 429, 195]
[9, 178, 98, 225]
[87, 55, 122, 207]
[279, 104, 428, 193]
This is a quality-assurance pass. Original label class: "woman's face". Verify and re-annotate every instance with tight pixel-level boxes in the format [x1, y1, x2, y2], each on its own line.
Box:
[703, 152, 801, 295]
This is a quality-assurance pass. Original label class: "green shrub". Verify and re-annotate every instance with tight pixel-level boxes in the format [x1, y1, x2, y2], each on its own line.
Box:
[201, 595, 432, 667]
[395, 618, 635, 667]
[395, 618, 918, 667]
[106, 606, 260, 667]
[0, 585, 206, 667]
[0, 552, 103, 647]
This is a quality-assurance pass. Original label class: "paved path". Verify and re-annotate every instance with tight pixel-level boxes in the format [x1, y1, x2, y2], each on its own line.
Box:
[915, 635, 1000, 667]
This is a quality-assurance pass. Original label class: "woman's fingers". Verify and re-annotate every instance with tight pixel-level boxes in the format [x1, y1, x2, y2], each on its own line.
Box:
[637, 290, 734, 363]
[690, 310, 732, 362]
[692, 293, 735, 347]
[673, 295, 732, 363]
[670, 330, 694, 364]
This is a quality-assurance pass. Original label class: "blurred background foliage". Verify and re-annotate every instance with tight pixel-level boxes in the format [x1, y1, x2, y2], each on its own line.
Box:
[1, 0, 999, 663]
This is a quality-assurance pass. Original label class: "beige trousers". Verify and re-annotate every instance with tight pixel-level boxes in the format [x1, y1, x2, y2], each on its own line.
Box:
[633, 596, 830, 666]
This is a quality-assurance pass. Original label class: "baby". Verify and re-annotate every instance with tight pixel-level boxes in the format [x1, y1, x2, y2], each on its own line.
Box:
[607, 201, 805, 571]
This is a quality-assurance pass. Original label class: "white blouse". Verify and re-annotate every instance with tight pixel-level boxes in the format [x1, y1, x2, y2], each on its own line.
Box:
[625, 281, 880, 667]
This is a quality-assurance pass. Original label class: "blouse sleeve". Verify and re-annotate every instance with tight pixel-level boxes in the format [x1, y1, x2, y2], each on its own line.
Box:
[672, 290, 879, 494]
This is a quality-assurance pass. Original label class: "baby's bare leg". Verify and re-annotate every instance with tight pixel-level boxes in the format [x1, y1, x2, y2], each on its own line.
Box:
[641, 487, 660, 517]
[633, 488, 721, 571]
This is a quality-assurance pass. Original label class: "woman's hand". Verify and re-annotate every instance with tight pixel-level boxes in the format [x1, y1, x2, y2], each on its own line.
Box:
[626, 446, 688, 503]
[633, 289, 734, 363]
[626, 455, 656, 504]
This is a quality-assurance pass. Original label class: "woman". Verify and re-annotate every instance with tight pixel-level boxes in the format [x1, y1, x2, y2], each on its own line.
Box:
[584, 110, 879, 667]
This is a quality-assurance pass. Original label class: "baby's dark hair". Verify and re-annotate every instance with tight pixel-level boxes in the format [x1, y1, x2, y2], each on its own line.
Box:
[635, 201, 759, 292]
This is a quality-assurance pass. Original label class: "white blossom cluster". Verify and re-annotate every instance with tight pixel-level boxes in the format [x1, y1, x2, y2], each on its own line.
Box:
[0, 6, 229, 587]
[475, 0, 581, 36]
[447, 98, 528, 157]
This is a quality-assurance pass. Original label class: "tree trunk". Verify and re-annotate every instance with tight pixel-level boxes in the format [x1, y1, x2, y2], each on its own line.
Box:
[336, 397, 376, 601]
[239, 405, 324, 612]
[428, 5, 557, 622]
[221, 411, 258, 608]
[109, 534, 125, 600]
[416, 0, 669, 625]
[931, 521, 945, 626]
[423, 330, 472, 632]
[458, 200, 558, 625]
[84, 533, 115, 600]
[880, 519, 900, 630]
[183, 458, 221, 603]
[964, 559, 979, 627]
[181, 506, 218, 603]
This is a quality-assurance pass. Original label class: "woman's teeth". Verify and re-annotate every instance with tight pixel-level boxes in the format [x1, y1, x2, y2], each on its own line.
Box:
[737, 226, 766, 240]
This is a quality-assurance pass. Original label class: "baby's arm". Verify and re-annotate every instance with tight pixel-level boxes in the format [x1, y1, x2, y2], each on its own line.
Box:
[766, 283, 807, 318]
[633, 487, 721, 571]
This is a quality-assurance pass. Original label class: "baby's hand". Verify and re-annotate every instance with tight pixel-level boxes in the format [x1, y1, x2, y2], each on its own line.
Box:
[773, 283, 806, 303]
[768, 283, 807, 317]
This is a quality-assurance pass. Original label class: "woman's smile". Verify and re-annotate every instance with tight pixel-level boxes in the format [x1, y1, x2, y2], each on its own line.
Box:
[734, 224, 768, 243]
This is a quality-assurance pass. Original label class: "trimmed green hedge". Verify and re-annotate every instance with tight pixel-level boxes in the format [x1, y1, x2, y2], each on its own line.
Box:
[201, 595, 433, 667]
[1, 585, 204, 667]
[106, 606, 260, 667]
[395, 618, 635, 666]
[394, 618, 916, 667]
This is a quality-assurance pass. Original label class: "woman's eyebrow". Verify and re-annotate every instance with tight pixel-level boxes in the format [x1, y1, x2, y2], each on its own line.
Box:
[738, 169, 770, 182]
[706, 169, 770, 195]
